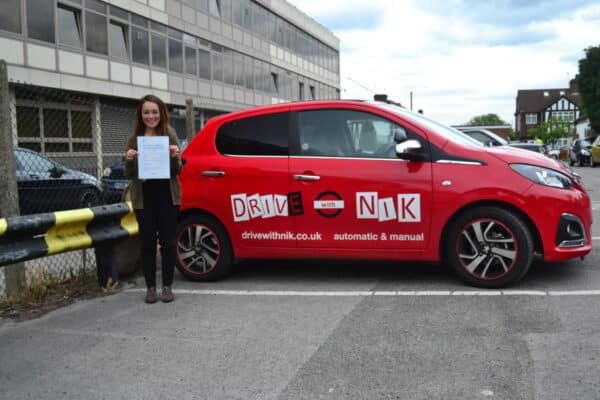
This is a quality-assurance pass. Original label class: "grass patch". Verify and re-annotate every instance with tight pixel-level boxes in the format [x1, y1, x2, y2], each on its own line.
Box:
[0, 269, 103, 322]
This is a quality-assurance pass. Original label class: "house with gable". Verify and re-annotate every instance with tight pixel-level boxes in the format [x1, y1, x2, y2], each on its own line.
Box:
[514, 79, 580, 141]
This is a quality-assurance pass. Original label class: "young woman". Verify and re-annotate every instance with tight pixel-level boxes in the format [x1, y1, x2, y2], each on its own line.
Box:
[124, 95, 182, 303]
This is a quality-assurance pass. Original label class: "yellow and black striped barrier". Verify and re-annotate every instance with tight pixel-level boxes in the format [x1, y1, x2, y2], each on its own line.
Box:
[0, 202, 138, 267]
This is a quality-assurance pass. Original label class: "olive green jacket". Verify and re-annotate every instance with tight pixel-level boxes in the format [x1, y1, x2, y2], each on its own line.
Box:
[123, 130, 182, 210]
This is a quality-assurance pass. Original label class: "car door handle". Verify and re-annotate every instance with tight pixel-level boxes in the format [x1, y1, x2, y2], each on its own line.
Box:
[294, 174, 320, 181]
[202, 171, 225, 177]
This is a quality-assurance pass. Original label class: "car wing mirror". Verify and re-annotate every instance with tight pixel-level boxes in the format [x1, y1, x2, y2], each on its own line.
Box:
[49, 166, 66, 178]
[395, 139, 425, 161]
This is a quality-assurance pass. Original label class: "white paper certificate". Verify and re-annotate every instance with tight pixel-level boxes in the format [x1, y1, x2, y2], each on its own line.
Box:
[137, 136, 170, 179]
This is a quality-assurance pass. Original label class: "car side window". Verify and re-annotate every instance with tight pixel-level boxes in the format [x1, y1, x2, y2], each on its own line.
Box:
[14, 150, 55, 173]
[296, 109, 410, 159]
[465, 131, 494, 146]
[216, 112, 289, 156]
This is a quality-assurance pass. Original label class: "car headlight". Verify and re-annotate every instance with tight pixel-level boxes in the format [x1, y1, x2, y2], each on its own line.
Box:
[510, 164, 573, 189]
[581, 149, 590, 156]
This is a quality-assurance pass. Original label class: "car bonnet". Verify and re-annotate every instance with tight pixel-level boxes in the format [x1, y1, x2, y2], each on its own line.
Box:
[485, 145, 576, 177]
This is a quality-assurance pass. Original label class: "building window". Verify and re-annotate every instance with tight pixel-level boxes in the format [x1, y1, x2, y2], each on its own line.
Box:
[233, 0, 243, 26]
[109, 5, 129, 20]
[86, 11, 108, 55]
[525, 113, 537, 125]
[185, 46, 197, 76]
[271, 73, 279, 94]
[299, 82, 304, 100]
[212, 52, 223, 82]
[169, 39, 183, 73]
[552, 111, 575, 121]
[86, 0, 107, 14]
[234, 52, 244, 87]
[0, 0, 21, 34]
[309, 85, 315, 100]
[132, 27, 149, 65]
[151, 33, 167, 68]
[57, 5, 82, 48]
[243, 1, 252, 30]
[196, 0, 209, 12]
[210, 0, 221, 17]
[17, 107, 40, 141]
[150, 20, 167, 34]
[131, 14, 147, 28]
[109, 21, 129, 59]
[16, 105, 93, 154]
[221, 0, 232, 22]
[27, 0, 55, 43]
[223, 50, 234, 85]
[244, 57, 253, 90]
[198, 49, 211, 80]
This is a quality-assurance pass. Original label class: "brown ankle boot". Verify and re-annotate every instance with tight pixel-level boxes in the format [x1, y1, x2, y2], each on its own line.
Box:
[161, 286, 174, 303]
[145, 287, 158, 304]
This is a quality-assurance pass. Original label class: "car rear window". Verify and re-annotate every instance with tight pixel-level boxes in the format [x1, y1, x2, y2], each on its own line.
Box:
[216, 112, 289, 156]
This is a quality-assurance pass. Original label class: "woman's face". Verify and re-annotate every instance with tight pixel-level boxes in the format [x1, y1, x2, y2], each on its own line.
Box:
[141, 101, 161, 130]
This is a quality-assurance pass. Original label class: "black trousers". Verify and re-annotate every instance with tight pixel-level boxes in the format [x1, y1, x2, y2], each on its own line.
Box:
[135, 180, 178, 288]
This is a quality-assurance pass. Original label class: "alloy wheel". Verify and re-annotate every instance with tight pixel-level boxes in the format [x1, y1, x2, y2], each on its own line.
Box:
[456, 218, 518, 280]
[177, 224, 221, 275]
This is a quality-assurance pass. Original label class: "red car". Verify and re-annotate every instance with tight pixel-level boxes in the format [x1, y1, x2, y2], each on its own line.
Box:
[176, 100, 591, 288]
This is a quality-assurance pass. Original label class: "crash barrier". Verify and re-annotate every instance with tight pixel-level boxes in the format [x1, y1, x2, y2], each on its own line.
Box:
[0, 202, 138, 268]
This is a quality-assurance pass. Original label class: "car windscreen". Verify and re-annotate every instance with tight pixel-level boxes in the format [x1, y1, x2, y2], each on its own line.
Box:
[373, 102, 483, 148]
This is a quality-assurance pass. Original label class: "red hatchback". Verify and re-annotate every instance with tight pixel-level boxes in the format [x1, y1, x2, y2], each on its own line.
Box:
[176, 100, 591, 288]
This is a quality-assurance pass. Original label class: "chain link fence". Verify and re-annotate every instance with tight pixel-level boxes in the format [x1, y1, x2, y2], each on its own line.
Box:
[0, 80, 199, 298]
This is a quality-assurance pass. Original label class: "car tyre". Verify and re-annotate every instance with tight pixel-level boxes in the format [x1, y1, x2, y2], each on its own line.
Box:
[446, 206, 533, 288]
[176, 214, 233, 281]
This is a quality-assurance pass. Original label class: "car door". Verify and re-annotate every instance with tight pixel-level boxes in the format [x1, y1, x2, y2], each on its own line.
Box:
[289, 107, 433, 250]
[201, 111, 297, 248]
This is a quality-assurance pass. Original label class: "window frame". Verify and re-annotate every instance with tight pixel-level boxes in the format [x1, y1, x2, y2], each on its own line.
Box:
[0, 0, 22, 35]
[57, 4, 83, 49]
[215, 112, 290, 156]
[525, 113, 538, 125]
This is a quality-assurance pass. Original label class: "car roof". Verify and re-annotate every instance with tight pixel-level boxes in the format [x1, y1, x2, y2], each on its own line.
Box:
[206, 100, 394, 127]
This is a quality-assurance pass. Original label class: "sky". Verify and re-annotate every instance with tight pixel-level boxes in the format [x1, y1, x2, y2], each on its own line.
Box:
[287, 0, 600, 126]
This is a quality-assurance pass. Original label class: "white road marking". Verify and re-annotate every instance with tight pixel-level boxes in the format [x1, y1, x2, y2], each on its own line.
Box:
[127, 289, 600, 297]
[592, 237, 600, 240]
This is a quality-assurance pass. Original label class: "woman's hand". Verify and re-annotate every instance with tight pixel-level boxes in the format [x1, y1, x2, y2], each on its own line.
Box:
[169, 145, 180, 158]
[126, 149, 138, 160]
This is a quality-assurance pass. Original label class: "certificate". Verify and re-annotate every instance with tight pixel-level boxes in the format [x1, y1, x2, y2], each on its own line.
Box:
[137, 136, 170, 179]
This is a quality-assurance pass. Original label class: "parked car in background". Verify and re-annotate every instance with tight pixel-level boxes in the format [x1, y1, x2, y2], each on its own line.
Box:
[101, 159, 128, 203]
[508, 142, 548, 155]
[591, 136, 600, 167]
[14, 147, 102, 215]
[457, 128, 509, 147]
[569, 138, 592, 166]
[176, 100, 591, 288]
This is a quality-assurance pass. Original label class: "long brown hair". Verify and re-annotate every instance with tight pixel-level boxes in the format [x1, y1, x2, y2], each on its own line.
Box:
[130, 94, 171, 139]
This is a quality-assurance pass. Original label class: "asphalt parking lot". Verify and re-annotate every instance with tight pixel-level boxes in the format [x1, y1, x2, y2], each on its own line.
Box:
[1, 166, 599, 400]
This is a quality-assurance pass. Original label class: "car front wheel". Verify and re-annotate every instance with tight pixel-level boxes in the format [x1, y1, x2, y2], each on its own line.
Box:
[175, 214, 233, 281]
[446, 207, 534, 288]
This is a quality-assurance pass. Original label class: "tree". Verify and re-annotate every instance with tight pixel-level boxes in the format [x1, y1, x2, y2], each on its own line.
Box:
[528, 117, 570, 145]
[464, 114, 509, 126]
[577, 45, 600, 133]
